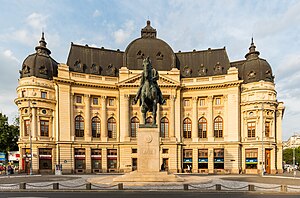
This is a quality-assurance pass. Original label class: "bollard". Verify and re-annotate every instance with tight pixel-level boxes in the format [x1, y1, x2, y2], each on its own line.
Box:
[281, 185, 287, 192]
[183, 184, 189, 190]
[216, 184, 221, 191]
[53, 183, 59, 190]
[86, 183, 91, 190]
[118, 183, 123, 190]
[19, 182, 26, 189]
[248, 184, 255, 191]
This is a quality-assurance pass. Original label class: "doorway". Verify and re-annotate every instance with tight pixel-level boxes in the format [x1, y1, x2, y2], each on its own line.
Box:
[265, 149, 271, 174]
[162, 158, 169, 171]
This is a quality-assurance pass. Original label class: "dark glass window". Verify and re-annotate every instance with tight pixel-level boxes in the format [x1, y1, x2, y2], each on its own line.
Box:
[198, 117, 207, 138]
[183, 118, 192, 138]
[91, 116, 100, 138]
[265, 122, 270, 137]
[24, 120, 30, 136]
[160, 117, 169, 138]
[75, 115, 84, 137]
[107, 117, 116, 139]
[130, 117, 139, 137]
[40, 120, 49, 137]
[214, 116, 223, 138]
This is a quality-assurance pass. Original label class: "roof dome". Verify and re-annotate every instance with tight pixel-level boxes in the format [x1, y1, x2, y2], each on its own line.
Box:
[19, 32, 58, 80]
[124, 20, 176, 71]
[241, 38, 274, 83]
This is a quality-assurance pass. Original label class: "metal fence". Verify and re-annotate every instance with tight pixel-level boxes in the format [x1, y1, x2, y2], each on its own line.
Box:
[0, 182, 300, 192]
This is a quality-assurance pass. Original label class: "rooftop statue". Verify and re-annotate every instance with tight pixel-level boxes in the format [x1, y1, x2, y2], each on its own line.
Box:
[133, 57, 165, 125]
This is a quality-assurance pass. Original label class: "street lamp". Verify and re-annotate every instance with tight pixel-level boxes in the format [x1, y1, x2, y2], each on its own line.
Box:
[28, 100, 36, 175]
[17, 100, 36, 175]
[261, 103, 264, 177]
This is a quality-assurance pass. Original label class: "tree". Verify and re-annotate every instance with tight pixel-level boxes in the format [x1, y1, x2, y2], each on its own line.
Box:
[0, 113, 19, 152]
[283, 147, 300, 165]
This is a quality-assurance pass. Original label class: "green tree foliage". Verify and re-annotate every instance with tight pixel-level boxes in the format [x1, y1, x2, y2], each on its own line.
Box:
[0, 113, 19, 152]
[283, 147, 300, 165]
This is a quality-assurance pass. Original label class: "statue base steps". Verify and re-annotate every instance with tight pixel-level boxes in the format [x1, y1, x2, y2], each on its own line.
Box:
[113, 171, 184, 182]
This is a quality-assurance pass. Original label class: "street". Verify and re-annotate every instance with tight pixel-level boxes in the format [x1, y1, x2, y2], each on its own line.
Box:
[1, 191, 300, 198]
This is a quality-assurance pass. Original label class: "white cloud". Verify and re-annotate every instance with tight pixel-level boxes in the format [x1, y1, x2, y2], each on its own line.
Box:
[113, 20, 135, 44]
[93, 9, 101, 18]
[26, 12, 47, 30]
[3, 49, 20, 63]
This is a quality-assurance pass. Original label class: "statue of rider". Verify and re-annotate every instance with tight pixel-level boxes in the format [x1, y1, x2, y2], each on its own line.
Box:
[134, 57, 165, 105]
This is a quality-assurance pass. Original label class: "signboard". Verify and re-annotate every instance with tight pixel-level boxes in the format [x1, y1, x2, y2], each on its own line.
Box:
[214, 158, 224, 163]
[8, 151, 20, 161]
[198, 158, 208, 163]
[183, 158, 192, 163]
[246, 158, 258, 164]
[0, 152, 6, 161]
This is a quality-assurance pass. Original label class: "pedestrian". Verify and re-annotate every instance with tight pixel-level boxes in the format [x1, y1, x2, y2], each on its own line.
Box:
[187, 165, 191, 173]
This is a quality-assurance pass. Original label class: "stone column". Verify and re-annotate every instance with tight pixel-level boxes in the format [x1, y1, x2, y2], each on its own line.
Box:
[157, 103, 161, 131]
[31, 107, 37, 139]
[70, 94, 75, 141]
[207, 96, 214, 142]
[223, 95, 228, 140]
[86, 147, 91, 173]
[84, 94, 91, 141]
[120, 94, 130, 141]
[170, 95, 176, 139]
[102, 148, 107, 173]
[101, 96, 107, 141]
[192, 97, 198, 141]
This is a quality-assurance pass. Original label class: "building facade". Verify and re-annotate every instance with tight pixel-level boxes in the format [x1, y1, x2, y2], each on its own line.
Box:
[15, 21, 284, 174]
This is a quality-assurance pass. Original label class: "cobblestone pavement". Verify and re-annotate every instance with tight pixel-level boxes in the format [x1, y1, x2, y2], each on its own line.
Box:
[0, 173, 300, 192]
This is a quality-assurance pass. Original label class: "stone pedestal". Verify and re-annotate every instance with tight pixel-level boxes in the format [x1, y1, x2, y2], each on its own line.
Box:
[137, 124, 160, 172]
[113, 124, 184, 183]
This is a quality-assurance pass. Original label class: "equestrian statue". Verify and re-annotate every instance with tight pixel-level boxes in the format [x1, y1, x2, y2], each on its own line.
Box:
[133, 57, 165, 125]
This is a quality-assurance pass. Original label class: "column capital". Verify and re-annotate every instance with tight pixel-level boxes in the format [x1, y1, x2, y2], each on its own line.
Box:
[207, 96, 213, 102]
[101, 95, 107, 100]
[223, 95, 228, 101]
[192, 97, 198, 103]
[84, 94, 91, 98]
[124, 94, 130, 100]
[170, 95, 176, 101]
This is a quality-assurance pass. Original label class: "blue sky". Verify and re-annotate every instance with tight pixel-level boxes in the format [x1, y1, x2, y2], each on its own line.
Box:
[0, 0, 299, 140]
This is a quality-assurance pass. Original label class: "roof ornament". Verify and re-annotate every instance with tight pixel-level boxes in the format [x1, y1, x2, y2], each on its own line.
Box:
[35, 31, 51, 55]
[141, 20, 157, 38]
[245, 37, 260, 60]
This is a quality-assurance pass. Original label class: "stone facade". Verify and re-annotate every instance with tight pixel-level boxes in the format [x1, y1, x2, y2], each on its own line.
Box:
[15, 21, 284, 175]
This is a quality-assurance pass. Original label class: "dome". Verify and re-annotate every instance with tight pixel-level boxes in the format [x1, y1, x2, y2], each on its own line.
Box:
[241, 39, 274, 83]
[19, 33, 58, 80]
[124, 20, 176, 71]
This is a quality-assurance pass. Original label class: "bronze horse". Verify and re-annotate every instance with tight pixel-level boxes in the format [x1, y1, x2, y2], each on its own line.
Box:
[134, 57, 165, 125]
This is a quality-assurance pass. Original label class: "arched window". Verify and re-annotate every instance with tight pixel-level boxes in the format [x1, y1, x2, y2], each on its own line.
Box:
[146, 117, 153, 125]
[214, 116, 223, 138]
[131, 117, 139, 137]
[183, 118, 192, 138]
[198, 117, 207, 138]
[160, 117, 169, 138]
[91, 116, 100, 138]
[75, 115, 84, 137]
[107, 117, 116, 139]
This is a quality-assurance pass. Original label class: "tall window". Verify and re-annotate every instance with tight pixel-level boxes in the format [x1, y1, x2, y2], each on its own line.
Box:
[214, 116, 223, 138]
[130, 117, 139, 137]
[183, 118, 192, 138]
[146, 117, 153, 125]
[24, 120, 30, 136]
[75, 115, 84, 137]
[107, 117, 116, 138]
[265, 121, 270, 137]
[160, 117, 169, 138]
[40, 120, 49, 137]
[91, 116, 100, 138]
[198, 117, 207, 138]
[247, 122, 256, 138]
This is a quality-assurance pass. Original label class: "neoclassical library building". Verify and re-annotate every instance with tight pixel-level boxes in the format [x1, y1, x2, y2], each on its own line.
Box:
[15, 21, 284, 174]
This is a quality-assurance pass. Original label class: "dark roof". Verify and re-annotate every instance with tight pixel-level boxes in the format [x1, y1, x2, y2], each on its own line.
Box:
[67, 44, 123, 77]
[176, 48, 231, 77]
[20, 33, 58, 80]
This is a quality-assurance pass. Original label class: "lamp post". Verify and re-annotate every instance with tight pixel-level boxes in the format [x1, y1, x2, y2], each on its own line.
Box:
[261, 103, 264, 177]
[293, 132, 296, 178]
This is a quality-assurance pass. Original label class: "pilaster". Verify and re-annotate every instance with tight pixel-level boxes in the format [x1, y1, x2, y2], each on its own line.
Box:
[192, 97, 198, 141]
[101, 96, 107, 141]
[84, 94, 91, 141]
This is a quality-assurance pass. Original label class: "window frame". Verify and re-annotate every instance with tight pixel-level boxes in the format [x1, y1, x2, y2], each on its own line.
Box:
[247, 122, 256, 138]
[75, 115, 84, 137]
[198, 117, 207, 138]
[91, 116, 101, 138]
[107, 117, 117, 139]
[214, 116, 223, 138]
[160, 117, 169, 138]
[183, 118, 192, 138]
[40, 120, 49, 137]
[130, 117, 139, 138]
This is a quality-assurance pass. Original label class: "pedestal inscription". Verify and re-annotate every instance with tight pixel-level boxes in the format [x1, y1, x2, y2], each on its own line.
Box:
[137, 125, 160, 172]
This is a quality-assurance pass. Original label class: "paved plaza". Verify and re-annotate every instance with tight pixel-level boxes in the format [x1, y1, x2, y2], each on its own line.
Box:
[0, 172, 300, 192]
